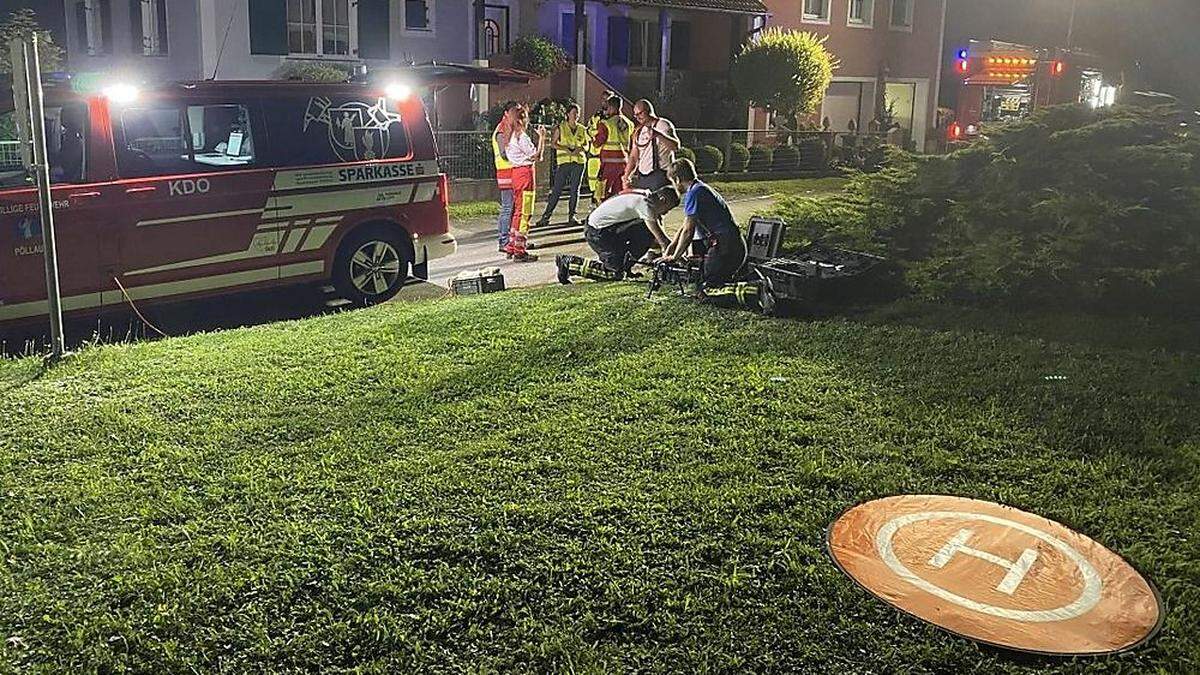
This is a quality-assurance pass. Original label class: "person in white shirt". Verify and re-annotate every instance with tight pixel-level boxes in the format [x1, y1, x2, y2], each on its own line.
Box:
[624, 99, 680, 191]
[555, 186, 679, 284]
[504, 106, 547, 262]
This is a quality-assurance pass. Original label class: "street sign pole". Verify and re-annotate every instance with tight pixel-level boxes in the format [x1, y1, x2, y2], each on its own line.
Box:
[9, 35, 66, 361]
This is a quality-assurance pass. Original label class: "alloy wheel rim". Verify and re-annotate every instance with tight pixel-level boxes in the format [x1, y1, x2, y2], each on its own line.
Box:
[349, 240, 402, 296]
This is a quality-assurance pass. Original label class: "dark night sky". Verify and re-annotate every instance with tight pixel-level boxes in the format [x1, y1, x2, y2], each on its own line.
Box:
[943, 0, 1200, 105]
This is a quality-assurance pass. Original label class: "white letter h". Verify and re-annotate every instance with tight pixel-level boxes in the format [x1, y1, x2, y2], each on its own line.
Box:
[928, 528, 1039, 595]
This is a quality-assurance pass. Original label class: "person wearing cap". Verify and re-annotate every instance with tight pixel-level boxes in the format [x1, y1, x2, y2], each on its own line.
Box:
[555, 186, 678, 283]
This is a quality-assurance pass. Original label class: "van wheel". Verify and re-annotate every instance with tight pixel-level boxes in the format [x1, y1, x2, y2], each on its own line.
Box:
[333, 227, 412, 306]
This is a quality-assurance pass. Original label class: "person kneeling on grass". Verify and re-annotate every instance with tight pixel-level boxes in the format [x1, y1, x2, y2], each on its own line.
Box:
[656, 158, 775, 313]
[555, 186, 679, 284]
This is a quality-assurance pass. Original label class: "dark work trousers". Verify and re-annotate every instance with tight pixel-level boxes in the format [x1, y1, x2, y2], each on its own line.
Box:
[630, 169, 670, 191]
[541, 162, 585, 221]
[585, 220, 655, 274]
[701, 234, 748, 286]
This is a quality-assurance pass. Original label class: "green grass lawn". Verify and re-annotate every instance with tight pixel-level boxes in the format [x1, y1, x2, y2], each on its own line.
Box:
[1, 285, 1197, 671]
[447, 176, 846, 220]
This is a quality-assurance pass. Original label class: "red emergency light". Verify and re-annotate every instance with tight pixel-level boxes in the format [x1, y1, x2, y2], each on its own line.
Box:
[1052, 60, 1066, 76]
[949, 122, 963, 140]
[957, 59, 970, 74]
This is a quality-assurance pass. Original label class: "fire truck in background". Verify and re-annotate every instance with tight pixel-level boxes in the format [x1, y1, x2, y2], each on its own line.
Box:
[948, 39, 1118, 140]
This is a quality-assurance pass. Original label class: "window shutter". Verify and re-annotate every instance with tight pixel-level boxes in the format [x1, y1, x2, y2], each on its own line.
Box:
[130, 0, 144, 53]
[248, 0, 288, 55]
[358, 0, 390, 59]
[561, 13, 576, 60]
[156, 0, 169, 54]
[669, 21, 689, 69]
[607, 16, 629, 67]
[99, 0, 113, 53]
[75, 1, 88, 51]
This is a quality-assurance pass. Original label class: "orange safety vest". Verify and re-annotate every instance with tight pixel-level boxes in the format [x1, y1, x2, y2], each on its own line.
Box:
[492, 123, 513, 189]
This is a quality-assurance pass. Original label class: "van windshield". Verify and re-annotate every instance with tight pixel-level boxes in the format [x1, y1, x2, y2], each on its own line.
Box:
[0, 104, 88, 189]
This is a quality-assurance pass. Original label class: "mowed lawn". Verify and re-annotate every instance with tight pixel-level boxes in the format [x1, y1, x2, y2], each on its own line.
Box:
[446, 176, 846, 220]
[0, 284, 1197, 672]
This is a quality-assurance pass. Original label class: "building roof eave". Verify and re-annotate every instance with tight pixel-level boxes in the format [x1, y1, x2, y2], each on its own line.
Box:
[607, 0, 768, 16]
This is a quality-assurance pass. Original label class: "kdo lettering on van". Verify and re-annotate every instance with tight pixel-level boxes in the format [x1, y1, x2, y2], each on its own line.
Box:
[169, 178, 211, 196]
[337, 163, 424, 183]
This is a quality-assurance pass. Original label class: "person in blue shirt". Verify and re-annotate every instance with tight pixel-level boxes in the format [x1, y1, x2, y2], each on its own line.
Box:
[657, 158, 774, 313]
[658, 158, 745, 284]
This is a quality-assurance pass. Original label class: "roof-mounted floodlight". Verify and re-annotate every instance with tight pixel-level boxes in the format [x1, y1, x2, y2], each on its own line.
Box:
[385, 82, 413, 101]
[102, 83, 140, 104]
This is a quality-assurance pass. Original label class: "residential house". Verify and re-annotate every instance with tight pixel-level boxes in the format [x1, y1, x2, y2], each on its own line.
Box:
[480, 0, 768, 126]
[63, 1, 477, 124]
[762, 0, 948, 149]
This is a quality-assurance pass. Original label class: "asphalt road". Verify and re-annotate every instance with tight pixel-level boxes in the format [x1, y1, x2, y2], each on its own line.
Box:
[429, 195, 777, 290]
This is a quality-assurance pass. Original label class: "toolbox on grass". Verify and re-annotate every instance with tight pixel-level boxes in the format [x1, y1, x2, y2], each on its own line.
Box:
[451, 268, 506, 295]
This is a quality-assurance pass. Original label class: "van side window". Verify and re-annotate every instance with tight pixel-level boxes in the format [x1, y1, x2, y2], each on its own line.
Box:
[0, 104, 88, 188]
[187, 104, 256, 168]
[261, 95, 411, 167]
[115, 103, 257, 178]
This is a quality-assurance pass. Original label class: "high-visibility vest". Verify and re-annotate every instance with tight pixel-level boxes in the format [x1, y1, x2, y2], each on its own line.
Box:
[492, 124, 513, 189]
[595, 114, 632, 163]
[556, 121, 589, 165]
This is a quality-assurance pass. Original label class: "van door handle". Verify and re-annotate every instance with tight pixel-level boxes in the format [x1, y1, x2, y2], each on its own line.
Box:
[125, 186, 156, 194]
[69, 190, 101, 198]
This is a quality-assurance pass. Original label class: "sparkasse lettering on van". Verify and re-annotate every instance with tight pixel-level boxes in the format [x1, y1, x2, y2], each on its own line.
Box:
[337, 162, 426, 184]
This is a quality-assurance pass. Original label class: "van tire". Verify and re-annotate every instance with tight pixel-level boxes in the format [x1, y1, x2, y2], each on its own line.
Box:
[332, 225, 413, 307]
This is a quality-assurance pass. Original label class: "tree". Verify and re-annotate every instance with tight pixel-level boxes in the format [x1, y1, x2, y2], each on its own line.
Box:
[0, 9, 65, 76]
[731, 29, 836, 122]
[511, 35, 568, 78]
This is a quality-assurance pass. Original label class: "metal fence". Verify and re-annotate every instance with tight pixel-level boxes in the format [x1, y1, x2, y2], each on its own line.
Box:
[434, 128, 891, 182]
[0, 140, 22, 171]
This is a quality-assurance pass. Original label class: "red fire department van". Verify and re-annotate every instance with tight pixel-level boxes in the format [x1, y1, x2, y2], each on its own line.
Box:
[0, 79, 455, 330]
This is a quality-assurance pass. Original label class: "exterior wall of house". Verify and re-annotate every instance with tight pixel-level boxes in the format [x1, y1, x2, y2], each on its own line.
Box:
[511, 1, 751, 102]
[763, 0, 947, 148]
[63, 0, 474, 82]
[64, 0, 205, 81]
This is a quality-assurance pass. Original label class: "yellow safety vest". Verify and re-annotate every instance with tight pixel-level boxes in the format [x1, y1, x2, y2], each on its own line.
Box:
[491, 124, 513, 189]
[599, 114, 632, 154]
[491, 126, 513, 171]
[556, 121, 589, 165]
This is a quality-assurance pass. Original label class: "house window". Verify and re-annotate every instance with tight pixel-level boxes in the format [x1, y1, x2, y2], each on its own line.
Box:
[75, 0, 112, 55]
[484, 4, 510, 56]
[630, 19, 660, 69]
[404, 0, 434, 33]
[890, 0, 914, 29]
[132, 0, 169, 55]
[607, 17, 660, 69]
[287, 0, 354, 56]
[848, 0, 874, 27]
[802, 0, 830, 23]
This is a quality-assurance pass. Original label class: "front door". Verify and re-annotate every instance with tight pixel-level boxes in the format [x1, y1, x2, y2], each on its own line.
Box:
[0, 101, 104, 328]
[106, 97, 279, 307]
